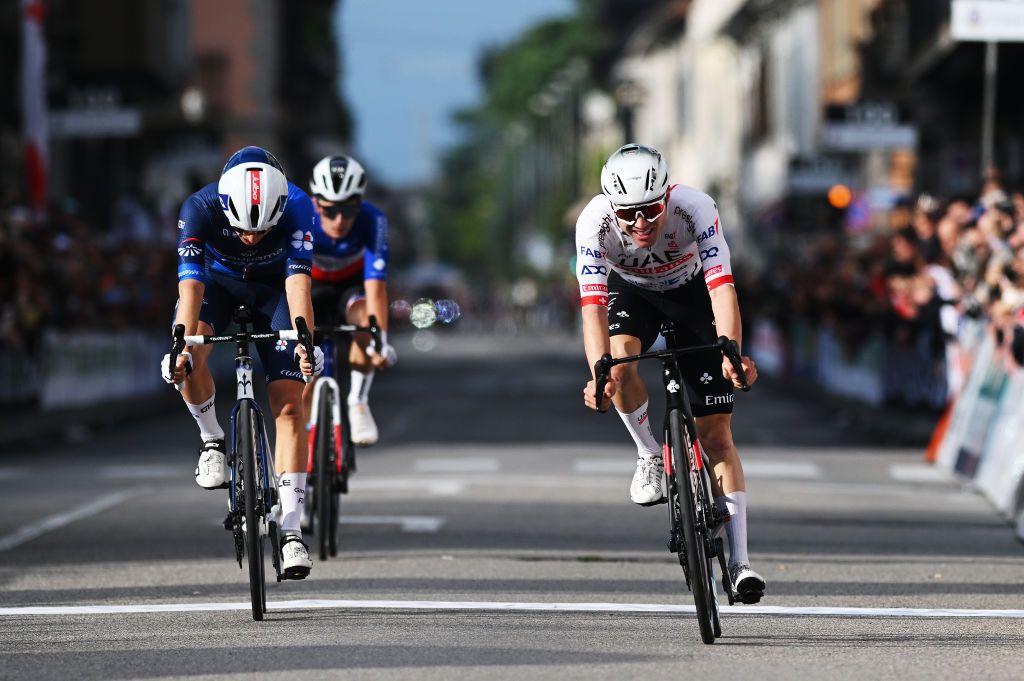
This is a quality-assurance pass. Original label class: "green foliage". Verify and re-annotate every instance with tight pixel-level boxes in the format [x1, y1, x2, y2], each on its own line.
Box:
[429, 2, 609, 288]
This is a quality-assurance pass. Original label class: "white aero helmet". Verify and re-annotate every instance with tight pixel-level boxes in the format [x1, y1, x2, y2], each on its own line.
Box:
[309, 155, 367, 202]
[600, 143, 669, 207]
[218, 146, 289, 232]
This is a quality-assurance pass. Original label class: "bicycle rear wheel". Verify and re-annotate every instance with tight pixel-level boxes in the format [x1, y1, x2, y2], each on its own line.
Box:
[314, 382, 334, 561]
[238, 401, 265, 621]
[668, 409, 715, 644]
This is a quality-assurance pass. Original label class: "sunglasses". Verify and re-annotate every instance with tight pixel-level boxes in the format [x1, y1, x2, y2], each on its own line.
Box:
[613, 200, 666, 225]
[318, 199, 361, 220]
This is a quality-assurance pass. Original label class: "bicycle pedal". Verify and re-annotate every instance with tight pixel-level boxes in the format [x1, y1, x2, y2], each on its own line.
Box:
[222, 512, 234, 531]
[735, 589, 763, 605]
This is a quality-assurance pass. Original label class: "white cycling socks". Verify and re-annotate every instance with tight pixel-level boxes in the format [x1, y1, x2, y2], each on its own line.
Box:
[186, 394, 224, 442]
[348, 369, 374, 406]
[716, 491, 749, 566]
[278, 472, 307, 534]
[617, 400, 661, 459]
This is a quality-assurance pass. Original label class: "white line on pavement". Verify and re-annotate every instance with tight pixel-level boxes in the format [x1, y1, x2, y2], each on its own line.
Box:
[350, 478, 467, 496]
[742, 462, 822, 479]
[97, 465, 182, 479]
[2, 599, 1023, 619]
[0, 490, 141, 552]
[889, 464, 954, 484]
[340, 516, 445, 533]
[414, 458, 500, 474]
[574, 460, 823, 479]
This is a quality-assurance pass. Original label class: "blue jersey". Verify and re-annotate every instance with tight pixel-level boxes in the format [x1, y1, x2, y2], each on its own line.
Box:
[310, 201, 389, 283]
[177, 181, 316, 284]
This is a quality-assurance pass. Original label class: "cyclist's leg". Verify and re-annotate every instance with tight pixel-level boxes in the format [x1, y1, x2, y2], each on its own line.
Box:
[607, 274, 664, 504]
[258, 288, 313, 575]
[174, 278, 231, 487]
[343, 288, 382, 445]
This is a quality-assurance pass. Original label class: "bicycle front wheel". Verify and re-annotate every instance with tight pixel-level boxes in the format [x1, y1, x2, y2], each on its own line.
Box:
[238, 401, 265, 621]
[668, 409, 715, 644]
[314, 382, 335, 561]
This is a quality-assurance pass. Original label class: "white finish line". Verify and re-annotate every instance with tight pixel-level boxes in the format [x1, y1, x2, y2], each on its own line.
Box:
[3, 599, 1023, 619]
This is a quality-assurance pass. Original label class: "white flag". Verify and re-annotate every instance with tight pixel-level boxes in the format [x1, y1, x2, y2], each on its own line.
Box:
[21, 0, 47, 213]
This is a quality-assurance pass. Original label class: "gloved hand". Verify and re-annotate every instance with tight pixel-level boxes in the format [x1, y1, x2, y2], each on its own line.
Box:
[294, 344, 325, 377]
[161, 351, 192, 385]
[367, 331, 398, 368]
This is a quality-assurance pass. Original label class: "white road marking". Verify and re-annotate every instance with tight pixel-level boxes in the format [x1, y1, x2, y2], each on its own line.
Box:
[889, 464, 954, 484]
[742, 462, 822, 479]
[351, 478, 467, 496]
[2, 599, 1023, 619]
[574, 460, 633, 474]
[97, 464, 182, 479]
[575, 460, 822, 479]
[0, 490, 140, 552]
[340, 516, 445, 533]
[414, 458, 500, 474]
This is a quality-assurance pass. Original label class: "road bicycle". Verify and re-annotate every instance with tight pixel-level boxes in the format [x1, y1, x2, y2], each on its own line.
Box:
[306, 315, 382, 561]
[169, 305, 316, 621]
[593, 326, 751, 644]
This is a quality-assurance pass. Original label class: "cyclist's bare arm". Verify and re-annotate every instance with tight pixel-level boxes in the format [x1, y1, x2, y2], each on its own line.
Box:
[581, 303, 616, 409]
[365, 279, 391, 369]
[168, 279, 206, 382]
[285, 273, 316, 374]
[708, 284, 758, 387]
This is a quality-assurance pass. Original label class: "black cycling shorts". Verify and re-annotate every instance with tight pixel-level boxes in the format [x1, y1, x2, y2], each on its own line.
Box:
[311, 276, 365, 329]
[607, 271, 734, 416]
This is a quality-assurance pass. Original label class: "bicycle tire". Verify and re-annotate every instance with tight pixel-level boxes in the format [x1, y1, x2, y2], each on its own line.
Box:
[238, 401, 265, 621]
[315, 382, 333, 562]
[669, 409, 715, 644]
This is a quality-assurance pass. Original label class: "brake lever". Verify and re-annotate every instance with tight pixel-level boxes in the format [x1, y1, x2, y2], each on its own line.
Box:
[719, 336, 750, 392]
[170, 324, 187, 392]
[593, 353, 613, 413]
[294, 316, 316, 384]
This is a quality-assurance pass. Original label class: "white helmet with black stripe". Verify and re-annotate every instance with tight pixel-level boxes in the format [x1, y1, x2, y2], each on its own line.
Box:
[217, 146, 290, 233]
[309, 155, 367, 202]
[600, 143, 669, 207]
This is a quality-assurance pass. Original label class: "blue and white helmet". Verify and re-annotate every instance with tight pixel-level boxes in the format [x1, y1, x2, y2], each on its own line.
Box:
[218, 146, 289, 232]
[600, 143, 669, 207]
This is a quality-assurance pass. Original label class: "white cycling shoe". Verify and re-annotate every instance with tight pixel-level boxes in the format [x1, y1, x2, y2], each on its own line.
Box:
[729, 562, 766, 604]
[195, 439, 227, 490]
[281, 534, 312, 579]
[349, 402, 379, 447]
[629, 455, 665, 506]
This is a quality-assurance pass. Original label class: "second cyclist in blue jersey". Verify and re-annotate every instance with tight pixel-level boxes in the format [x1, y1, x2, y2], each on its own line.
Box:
[161, 146, 324, 579]
[304, 155, 397, 447]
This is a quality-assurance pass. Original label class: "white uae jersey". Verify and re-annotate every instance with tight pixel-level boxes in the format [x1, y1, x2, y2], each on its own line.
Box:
[574, 183, 734, 306]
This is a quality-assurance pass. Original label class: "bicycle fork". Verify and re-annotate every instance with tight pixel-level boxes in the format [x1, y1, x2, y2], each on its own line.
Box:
[307, 376, 343, 476]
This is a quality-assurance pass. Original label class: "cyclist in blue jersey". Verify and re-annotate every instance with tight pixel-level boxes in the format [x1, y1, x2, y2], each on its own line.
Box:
[304, 155, 396, 446]
[161, 146, 324, 578]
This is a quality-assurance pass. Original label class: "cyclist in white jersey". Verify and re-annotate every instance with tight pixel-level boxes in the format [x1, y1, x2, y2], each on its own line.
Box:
[576, 143, 766, 600]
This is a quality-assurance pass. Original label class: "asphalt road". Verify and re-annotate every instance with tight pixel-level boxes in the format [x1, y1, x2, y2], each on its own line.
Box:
[1, 332, 1022, 680]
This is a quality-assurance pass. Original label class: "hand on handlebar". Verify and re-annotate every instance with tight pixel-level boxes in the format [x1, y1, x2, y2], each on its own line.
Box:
[721, 354, 758, 389]
[367, 341, 398, 368]
[161, 351, 192, 386]
[294, 344, 325, 378]
[585, 375, 618, 412]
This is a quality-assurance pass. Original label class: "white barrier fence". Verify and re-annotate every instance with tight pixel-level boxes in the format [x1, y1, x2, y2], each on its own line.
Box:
[2, 331, 236, 411]
[934, 332, 1024, 541]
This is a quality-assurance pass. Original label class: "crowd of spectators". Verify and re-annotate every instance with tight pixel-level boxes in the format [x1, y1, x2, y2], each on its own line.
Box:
[0, 198, 178, 362]
[743, 170, 1024, 406]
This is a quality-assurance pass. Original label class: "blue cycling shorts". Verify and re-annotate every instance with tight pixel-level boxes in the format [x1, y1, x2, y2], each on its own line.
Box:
[175, 272, 303, 384]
